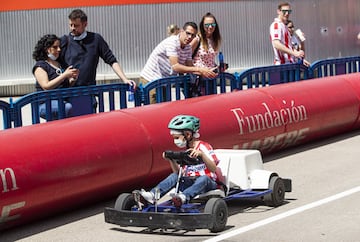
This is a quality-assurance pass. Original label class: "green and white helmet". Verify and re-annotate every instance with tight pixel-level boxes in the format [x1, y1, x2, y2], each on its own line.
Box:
[168, 115, 200, 133]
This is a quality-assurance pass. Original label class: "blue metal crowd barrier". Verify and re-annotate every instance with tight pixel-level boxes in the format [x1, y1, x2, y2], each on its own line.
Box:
[1, 56, 359, 130]
[10, 83, 134, 128]
[142, 72, 237, 105]
[141, 75, 190, 104]
[309, 56, 360, 78]
[201, 72, 238, 94]
[236, 62, 309, 89]
[0, 100, 12, 129]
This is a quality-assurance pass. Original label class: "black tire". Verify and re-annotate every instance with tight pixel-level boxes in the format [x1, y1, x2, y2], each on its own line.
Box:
[114, 193, 136, 211]
[204, 198, 228, 233]
[264, 176, 285, 207]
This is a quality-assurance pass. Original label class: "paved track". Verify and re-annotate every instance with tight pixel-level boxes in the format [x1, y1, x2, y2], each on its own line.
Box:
[1, 130, 359, 242]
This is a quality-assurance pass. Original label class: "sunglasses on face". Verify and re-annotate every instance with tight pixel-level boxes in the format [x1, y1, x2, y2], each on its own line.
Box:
[281, 9, 292, 14]
[204, 23, 217, 28]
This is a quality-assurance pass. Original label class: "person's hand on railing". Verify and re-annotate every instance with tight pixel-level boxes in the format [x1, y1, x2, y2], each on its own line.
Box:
[124, 79, 137, 89]
[197, 67, 218, 78]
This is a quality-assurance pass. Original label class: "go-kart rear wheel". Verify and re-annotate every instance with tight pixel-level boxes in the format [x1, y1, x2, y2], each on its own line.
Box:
[264, 176, 285, 207]
[204, 198, 228, 233]
[114, 193, 136, 211]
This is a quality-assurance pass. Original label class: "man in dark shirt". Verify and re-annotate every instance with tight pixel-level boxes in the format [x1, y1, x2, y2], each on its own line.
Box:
[59, 9, 135, 87]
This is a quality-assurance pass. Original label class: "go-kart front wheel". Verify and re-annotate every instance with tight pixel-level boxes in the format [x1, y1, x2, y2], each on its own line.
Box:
[204, 198, 228, 233]
[264, 176, 285, 207]
[114, 193, 136, 211]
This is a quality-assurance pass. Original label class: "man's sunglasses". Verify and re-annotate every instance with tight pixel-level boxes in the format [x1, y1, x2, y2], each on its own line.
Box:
[281, 9, 292, 14]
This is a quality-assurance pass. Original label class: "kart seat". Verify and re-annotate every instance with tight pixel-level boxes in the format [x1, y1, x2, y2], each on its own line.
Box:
[195, 149, 264, 199]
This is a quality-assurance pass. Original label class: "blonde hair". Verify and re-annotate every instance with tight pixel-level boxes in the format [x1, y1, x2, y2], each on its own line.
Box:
[167, 24, 180, 36]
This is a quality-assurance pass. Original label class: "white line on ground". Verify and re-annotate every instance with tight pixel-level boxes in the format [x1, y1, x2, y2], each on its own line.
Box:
[204, 186, 360, 242]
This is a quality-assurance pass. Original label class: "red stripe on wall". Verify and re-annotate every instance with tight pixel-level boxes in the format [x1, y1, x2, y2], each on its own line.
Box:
[0, 0, 216, 12]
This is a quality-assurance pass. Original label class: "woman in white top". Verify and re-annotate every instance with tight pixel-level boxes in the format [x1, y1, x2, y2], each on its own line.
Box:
[286, 20, 304, 52]
[286, 20, 310, 66]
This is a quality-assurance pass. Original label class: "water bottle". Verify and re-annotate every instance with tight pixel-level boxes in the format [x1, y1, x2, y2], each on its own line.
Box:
[219, 52, 225, 72]
[128, 84, 134, 102]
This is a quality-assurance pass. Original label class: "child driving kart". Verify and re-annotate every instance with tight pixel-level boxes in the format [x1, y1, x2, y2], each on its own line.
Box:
[135, 114, 219, 208]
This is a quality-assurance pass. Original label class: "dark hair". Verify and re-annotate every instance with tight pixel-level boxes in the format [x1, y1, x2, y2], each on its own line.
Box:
[278, 2, 290, 10]
[286, 20, 294, 26]
[32, 34, 60, 61]
[199, 12, 222, 52]
[183, 22, 198, 31]
[68, 9, 87, 22]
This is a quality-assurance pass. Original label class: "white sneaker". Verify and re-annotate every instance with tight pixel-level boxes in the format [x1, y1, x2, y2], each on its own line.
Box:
[178, 193, 186, 203]
[140, 189, 155, 204]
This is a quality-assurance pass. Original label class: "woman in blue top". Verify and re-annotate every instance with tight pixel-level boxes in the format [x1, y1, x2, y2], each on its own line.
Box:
[32, 34, 79, 119]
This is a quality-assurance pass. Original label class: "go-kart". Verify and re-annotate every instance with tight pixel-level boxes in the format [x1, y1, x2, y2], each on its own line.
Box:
[104, 149, 292, 233]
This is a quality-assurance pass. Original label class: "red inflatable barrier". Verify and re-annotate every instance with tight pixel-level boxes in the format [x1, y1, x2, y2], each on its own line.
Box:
[1, 73, 360, 230]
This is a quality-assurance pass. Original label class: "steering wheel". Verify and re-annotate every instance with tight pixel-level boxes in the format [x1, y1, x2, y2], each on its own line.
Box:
[164, 150, 203, 166]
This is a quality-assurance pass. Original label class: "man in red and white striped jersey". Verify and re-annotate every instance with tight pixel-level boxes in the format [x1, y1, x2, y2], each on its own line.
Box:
[269, 2, 309, 66]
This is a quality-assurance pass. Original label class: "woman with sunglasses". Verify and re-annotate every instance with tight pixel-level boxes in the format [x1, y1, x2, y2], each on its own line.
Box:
[190, 12, 222, 97]
[286, 20, 306, 52]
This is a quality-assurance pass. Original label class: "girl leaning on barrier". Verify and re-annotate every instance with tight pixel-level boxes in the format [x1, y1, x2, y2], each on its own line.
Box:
[190, 12, 223, 97]
[32, 34, 79, 119]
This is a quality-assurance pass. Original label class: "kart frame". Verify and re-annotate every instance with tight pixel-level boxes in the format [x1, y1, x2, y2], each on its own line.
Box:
[104, 149, 292, 233]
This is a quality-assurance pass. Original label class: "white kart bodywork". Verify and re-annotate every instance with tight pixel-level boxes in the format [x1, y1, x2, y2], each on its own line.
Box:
[197, 149, 277, 198]
[215, 149, 275, 193]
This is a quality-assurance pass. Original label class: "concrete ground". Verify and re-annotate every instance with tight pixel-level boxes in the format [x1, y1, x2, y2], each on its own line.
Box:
[0, 128, 359, 242]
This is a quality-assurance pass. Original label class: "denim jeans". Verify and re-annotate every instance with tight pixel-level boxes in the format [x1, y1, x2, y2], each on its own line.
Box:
[39, 100, 72, 119]
[150, 172, 217, 202]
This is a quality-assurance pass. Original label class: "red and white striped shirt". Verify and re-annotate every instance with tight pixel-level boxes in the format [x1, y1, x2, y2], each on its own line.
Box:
[270, 18, 295, 65]
[183, 141, 219, 181]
